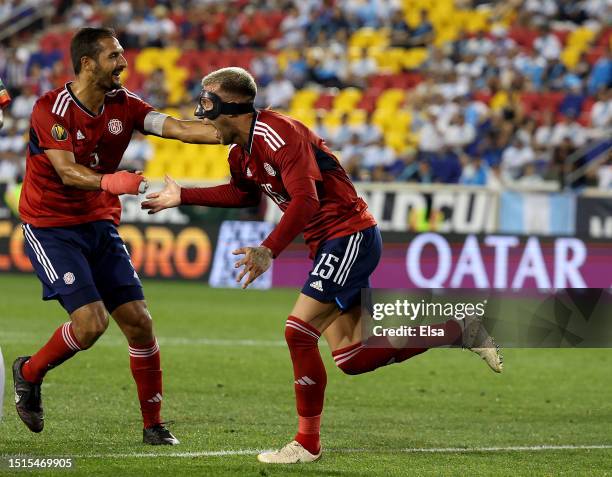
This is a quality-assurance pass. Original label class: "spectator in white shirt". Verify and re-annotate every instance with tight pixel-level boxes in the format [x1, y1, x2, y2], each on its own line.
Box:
[591, 89, 612, 130]
[518, 162, 545, 185]
[275, 7, 307, 49]
[348, 48, 378, 88]
[534, 24, 561, 61]
[501, 137, 536, 180]
[418, 112, 444, 154]
[10, 84, 36, 119]
[551, 115, 587, 147]
[362, 136, 396, 170]
[264, 72, 295, 109]
[440, 113, 476, 149]
[534, 110, 555, 149]
[352, 111, 382, 146]
[340, 133, 365, 168]
[330, 113, 353, 149]
[597, 153, 612, 188]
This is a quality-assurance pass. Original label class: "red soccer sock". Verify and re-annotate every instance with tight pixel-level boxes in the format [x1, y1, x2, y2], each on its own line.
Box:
[333, 320, 463, 375]
[129, 339, 163, 429]
[22, 322, 82, 383]
[285, 316, 326, 455]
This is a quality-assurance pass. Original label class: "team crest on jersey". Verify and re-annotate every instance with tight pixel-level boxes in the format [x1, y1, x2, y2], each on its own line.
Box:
[263, 162, 276, 176]
[51, 123, 68, 141]
[108, 118, 123, 135]
[246, 167, 252, 177]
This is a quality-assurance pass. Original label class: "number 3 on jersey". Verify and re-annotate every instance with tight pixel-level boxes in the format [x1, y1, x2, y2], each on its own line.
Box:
[311, 253, 340, 280]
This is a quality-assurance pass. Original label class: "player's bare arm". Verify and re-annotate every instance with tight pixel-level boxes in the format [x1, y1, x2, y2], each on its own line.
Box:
[232, 246, 273, 289]
[46, 148, 147, 195]
[159, 116, 221, 144]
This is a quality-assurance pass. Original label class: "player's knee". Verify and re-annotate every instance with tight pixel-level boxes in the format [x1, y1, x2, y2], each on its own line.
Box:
[129, 311, 153, 340]
[74, 310, 108, 349]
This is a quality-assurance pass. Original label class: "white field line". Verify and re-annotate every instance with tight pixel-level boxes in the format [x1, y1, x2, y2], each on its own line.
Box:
[63, 444, 612, 458]
[0, 331, 286, 348]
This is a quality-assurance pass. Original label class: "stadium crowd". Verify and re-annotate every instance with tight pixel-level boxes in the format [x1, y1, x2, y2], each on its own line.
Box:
[0, 0, 610, 188]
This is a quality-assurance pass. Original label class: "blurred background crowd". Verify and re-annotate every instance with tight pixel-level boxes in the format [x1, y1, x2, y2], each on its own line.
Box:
[0, 0, 610, 189]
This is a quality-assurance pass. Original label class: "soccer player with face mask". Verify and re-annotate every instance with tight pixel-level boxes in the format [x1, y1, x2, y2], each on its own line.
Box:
[143, 67, 502, 463]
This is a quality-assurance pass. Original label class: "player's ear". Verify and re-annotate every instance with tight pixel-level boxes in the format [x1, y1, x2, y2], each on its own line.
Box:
[81, 55, 95, 73]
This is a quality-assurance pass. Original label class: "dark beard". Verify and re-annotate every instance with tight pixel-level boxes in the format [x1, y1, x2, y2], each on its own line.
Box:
[93, 65, 117, 92]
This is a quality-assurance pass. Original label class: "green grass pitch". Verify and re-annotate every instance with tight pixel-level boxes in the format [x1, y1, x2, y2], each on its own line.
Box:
[1, 273, 611, 476]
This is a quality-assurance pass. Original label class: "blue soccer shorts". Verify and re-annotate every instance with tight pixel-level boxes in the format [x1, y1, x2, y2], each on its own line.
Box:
[301, 225, 382, 311]
[22, 220, 143, 314]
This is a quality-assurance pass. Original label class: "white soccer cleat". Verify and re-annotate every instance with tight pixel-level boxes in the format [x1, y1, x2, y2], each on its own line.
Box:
[462, 316, 503, 373]
[257, 440, 321, 464]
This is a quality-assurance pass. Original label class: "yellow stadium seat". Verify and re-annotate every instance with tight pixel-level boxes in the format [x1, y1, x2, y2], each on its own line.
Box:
[323, 110, 343, 130]
[568, 27, 595, 48]
[561, 47, 581, 69]
[135, 48, 164, 75]
[348, 109, 366, 127]
[144, 159, 166, 179]
[348, 47, 363, 62]
[402, 48, 429, 69]
[465, 10, 491, 33]
[290, 89, 320, 110]
[376, 89, 405, 110]
[333, 88, 363, 112]
[387, 110, 412, 132]
[490, 91, 509, 111]
[373, 107, 395, 130]
[385, 131, 408, 153]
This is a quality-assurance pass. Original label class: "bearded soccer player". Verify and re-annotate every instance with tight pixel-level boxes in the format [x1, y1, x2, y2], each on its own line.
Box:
[142, 67, 503, 462]
[13, 28, 218, 444]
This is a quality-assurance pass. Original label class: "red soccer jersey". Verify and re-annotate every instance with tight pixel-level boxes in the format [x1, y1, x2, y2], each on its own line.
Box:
[184, 109, 376, 258]
[19, 83, 154, 227]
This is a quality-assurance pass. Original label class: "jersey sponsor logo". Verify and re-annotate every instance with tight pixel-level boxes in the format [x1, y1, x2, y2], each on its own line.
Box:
[309, 279, 324, 292]
[263, 162, 276, 176]
[51, 123, 68, 141]
[76, 130, 85, 140]
[63, 272, 75, 285]
[108, 118, 123, 135]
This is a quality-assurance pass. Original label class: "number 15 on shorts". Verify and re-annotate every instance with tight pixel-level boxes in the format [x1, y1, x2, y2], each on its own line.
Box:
[311, 253, 340, 281]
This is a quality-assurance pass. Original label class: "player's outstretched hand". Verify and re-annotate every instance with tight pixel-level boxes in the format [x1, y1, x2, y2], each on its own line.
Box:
[101, 170, 148, 195]
[233, 246, 273, 289]
[141, 175, 181, 214]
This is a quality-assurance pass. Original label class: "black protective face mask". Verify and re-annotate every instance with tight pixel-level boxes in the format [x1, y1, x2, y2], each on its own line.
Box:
[194, 90, 255, 119]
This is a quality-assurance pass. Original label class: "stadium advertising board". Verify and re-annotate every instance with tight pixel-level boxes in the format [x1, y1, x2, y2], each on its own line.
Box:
[272, 233, 611, 289]
[209, 220, 274, 289]
[264, 186, 498, 234]
[0, 220, 217, 281]
[576, 196, 612, 239]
